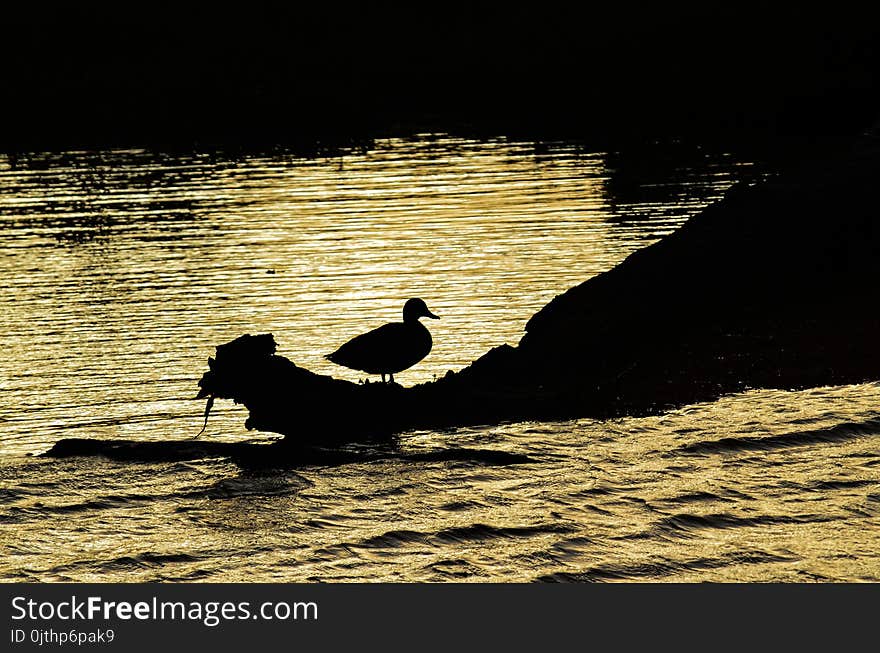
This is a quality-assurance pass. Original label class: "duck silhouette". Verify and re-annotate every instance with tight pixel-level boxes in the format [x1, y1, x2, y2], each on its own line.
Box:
[325, 298, 440, 383]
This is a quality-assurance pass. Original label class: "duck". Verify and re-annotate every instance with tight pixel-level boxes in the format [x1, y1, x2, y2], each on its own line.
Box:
[325, 298, 440, 383]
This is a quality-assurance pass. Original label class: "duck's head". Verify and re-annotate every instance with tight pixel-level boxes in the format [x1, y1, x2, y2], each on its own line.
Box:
[403, 297, 439, 323]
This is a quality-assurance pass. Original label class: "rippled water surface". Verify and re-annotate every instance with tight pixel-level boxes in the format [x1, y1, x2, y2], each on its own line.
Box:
[1, 136, 878, 581]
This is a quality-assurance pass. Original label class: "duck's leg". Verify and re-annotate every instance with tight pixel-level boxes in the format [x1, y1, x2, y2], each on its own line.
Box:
[381, 373, 386, 383]
[389, 373, 394, 384]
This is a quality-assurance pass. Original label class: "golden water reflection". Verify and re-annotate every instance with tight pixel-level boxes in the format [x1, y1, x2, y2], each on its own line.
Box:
[2, 137, 878, 583]
[1, 136, 754, 454]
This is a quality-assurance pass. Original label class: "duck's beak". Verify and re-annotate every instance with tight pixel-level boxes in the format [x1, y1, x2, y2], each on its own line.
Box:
[426, 310, 440, 320]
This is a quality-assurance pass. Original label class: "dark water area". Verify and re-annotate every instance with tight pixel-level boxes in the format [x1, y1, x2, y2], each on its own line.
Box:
[2, 134, 879, 581]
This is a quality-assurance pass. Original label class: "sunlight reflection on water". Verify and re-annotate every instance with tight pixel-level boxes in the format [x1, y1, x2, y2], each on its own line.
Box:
[0, 135, 754, 454]
[1, 136, 878, 583]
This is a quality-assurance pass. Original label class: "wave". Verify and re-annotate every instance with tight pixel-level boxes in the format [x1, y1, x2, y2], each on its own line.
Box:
[620, 511, 839, 542]
[40, 552, 203, 577]
[399, 448, 535, 466]
[356, 522, 575, 549]
[672, 417, 880, 455]
[0, 474, 311, 524]
[539, 550, 798, 582]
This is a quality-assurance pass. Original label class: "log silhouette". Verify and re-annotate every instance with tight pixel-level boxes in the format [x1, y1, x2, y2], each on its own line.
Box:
[186, 118, 880, 446]
[44, 118, 880, 460]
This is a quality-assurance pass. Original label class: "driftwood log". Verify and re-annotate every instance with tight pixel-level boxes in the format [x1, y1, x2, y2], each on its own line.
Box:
[45, 119, 880, 459]
[190, 119, 880, 445]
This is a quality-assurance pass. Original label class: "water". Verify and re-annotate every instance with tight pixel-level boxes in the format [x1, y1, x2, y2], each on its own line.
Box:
[1, 135, 878, 582]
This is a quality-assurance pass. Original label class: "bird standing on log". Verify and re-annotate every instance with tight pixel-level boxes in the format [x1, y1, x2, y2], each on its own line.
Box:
[326, 298, 439, 383]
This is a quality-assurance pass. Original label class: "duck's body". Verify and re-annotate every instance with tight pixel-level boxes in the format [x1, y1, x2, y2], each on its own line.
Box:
[326, 298, 439, 383]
